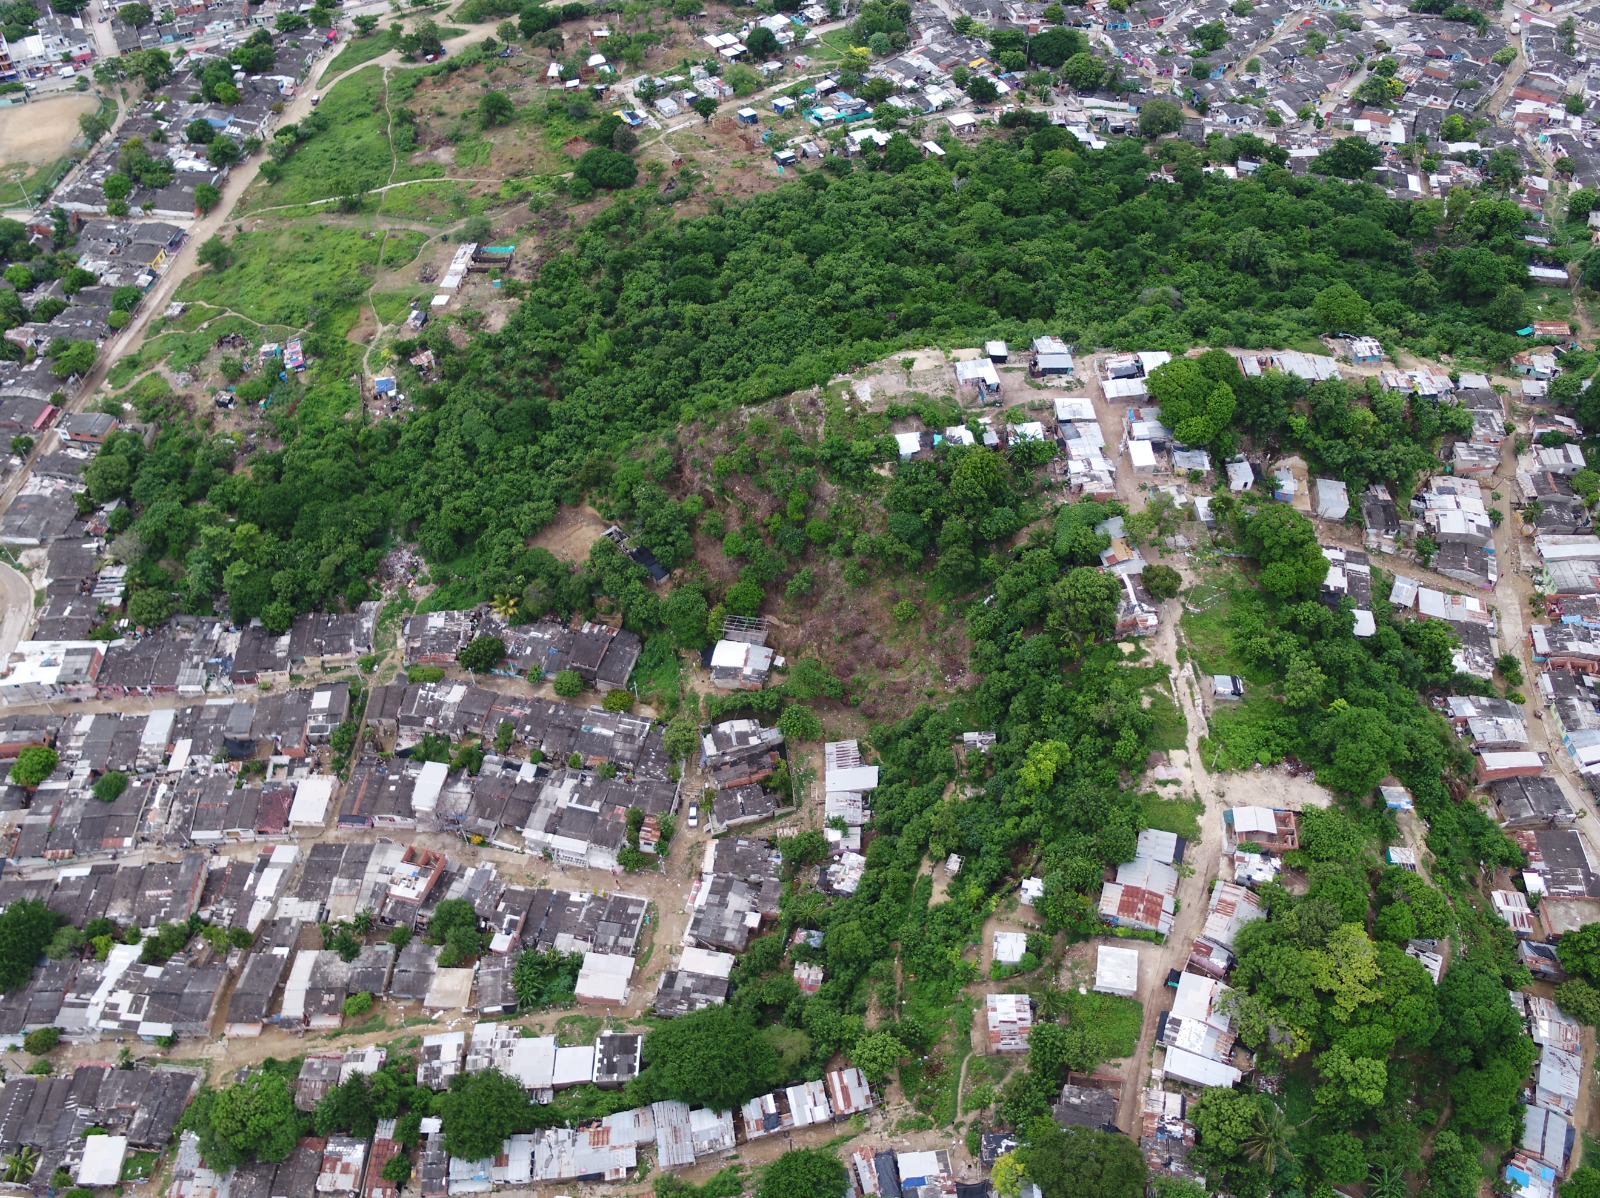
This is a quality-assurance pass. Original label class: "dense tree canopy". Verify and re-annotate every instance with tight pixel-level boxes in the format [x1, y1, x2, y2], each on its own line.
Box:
[439, 1069, 534, 1161]
[1022, 1121, 1146, 1198]
[97, 136, 1532, 621]
[185, 1071, 302, 1172]
[642, 1005, 779, 1110]
[0, 900, 59, 993]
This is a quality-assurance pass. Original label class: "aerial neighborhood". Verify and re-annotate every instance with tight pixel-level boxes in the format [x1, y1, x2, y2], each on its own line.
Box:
[3, 0, 1600, 1192]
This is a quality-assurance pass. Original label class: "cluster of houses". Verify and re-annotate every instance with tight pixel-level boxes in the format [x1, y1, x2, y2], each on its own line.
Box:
[0, 1064, 200, 1191]
[1505, 993, 1581, 1198]
[168, 1053, 870, 1198]
[757, 0, 1591, 209]
[0, 832, 659, 1042]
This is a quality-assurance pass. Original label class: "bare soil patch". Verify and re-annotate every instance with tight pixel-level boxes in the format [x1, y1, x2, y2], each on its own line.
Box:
[529, 502, 609, 563]
[0, 92, 98, 168]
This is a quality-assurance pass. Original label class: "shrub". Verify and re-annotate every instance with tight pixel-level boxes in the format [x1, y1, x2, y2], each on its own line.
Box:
[574, 146, 638, 191]
[342, 991, 373, 1017]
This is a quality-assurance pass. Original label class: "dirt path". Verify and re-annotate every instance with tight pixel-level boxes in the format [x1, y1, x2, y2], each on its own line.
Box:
[360, 66, 404, 379]
[1112, 650, 1222, 1133]
[0, 56, 338, 522]
[245, 173, 505, 218]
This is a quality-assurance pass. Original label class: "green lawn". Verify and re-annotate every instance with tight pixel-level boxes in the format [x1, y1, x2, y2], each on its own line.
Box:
[326, 28, 400, 75]
[377, 179, 481, 221]
[555, 1013, 602, 1045]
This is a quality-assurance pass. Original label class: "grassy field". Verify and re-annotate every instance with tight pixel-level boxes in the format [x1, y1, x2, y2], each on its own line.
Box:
[1199, 694, 1299, 771]
[243, 67, 445, 211]
[1144, 688, 1186, 753]
[1138, 793, 1204, 842]
[377, 178, 483, 221]
[175, 224, 426, 329]
[1061, 991, 1143, 1058]
[327, 28, 401, 73]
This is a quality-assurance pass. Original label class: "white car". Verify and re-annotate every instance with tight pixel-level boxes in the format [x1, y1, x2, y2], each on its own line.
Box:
[687, 804, 699, 828]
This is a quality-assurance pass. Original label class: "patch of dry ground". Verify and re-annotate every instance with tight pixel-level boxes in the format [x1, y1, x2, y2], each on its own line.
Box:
[0, 92, 98, 171]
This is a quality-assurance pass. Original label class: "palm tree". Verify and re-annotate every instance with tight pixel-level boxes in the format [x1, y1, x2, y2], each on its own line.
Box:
[1033, 985, 1069, 1022]
[4, 1146, 40, 1183]
[1240, 1101, 1295, 1177]
[352, 908, 375, 935]
[1369, 1166, 1406, 1198]
[490, 593, 520, 621]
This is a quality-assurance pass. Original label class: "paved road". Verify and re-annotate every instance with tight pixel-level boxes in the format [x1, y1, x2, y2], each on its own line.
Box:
[0, 563, 34, 666]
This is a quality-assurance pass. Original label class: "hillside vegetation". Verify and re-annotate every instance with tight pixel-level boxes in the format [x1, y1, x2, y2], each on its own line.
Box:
[105, 133, 1529, 624]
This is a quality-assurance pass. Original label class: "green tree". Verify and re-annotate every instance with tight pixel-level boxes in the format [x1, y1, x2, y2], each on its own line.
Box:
[1146, 356, 1237, 447]
[1560, 922, 1600, 982]
[693, 96, 719, 123]
[381, 1154, 413, 1186]
[197, 236, 231, 270]
[440, 1069, 533, 1161]
[1239, 505, 1328, 600]
[643, 1005, 778, 1110]
[1312, 282, 1371, 332]
[662, 584, 711, 648]
[342, 991, 373, 1017]
[967, 75, 999, 102]
[1138, 98, 1182, 137]
[850, 1030, 906, 1085]
[186, 1070, 301, 1172]
[777, 705, 823, 742]
[1047, 566, 1121, 645]
[48, 340, 95, 380]
[1239, 1100, 1295, 1175]
[1, 1148, 39, 1184]
[10, 746, 57, 788]
[1315, 137, 1381, 178]
[479, 91, 515, 126]
[552, 669, 584, 697]
[1022, 1121, 1146, 1198]
[747, 25, 780, 57]
[757, 1149, 849, 1198]
[663, 715, 698, 760]
[1192, 19, 1228, 50]
[193, 183, 221, 214]
[92, 771, 129, 803]
[511, 948, 581, 1008]
[22, 1026, 59, 1056]
[1060, 52, 1105, 91]
[1031, 25, 1086, 67]
[127, 588, 174, 628]
[460, 635, 506, 673]
[118, 2, 152, 25]
[1556, 978, 1600, 1026]
[1562, 1167, 1600, 1198]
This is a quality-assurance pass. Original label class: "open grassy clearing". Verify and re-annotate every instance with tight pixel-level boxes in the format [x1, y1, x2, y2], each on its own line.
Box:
[327, 27, 404, 73]
[175, 224, 427, 328]
[1137, 793, 1204, 842]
